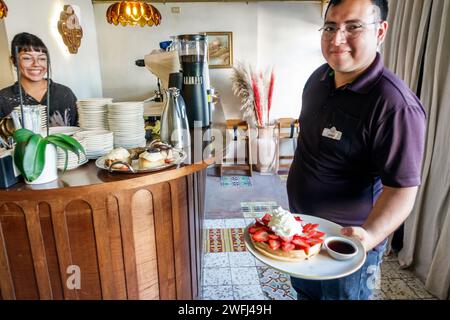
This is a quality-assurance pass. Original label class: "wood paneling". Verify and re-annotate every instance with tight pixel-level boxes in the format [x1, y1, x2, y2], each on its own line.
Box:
[131, 189, 159, 300]
[0, 203, 39, 299]
[0, 164, 207, 300]
[39, 202, 63, 300]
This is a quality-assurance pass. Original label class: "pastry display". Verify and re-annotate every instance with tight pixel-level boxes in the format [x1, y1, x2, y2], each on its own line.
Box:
[96, 141, 184, 173]
[104, 147, 131, 170]
[248, 207, 325, 262]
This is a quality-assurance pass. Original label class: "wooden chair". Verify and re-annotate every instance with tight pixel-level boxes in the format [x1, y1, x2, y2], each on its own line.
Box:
[219, 119, 253, 177]
[277, 118, 299, 172]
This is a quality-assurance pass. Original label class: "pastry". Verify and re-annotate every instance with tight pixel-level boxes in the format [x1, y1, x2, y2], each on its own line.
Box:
[138, 148, 166, 169]
[104, 147, 131, 170]
[248, 207, 325, 262]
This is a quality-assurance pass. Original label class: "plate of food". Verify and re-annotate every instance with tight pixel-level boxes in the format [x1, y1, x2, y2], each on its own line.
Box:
[245, 207, 366, 280]
[95, 141, 187, 173]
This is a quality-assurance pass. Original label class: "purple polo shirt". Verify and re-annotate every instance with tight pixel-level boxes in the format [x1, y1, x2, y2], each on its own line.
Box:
[287, 53, 426, 227]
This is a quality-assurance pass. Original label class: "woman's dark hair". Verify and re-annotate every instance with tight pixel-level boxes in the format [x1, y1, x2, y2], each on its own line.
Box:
[325, 0, 389, 22]
[10, 32, 50, 66]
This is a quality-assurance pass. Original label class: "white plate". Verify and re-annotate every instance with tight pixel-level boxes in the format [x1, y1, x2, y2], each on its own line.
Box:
[49, 126, 82, 136]
[95, 148, 187, 173]
[245, 214, 366, 280]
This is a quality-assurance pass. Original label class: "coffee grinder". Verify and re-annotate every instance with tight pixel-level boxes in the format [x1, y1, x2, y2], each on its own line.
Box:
[176, 34, 211, 128]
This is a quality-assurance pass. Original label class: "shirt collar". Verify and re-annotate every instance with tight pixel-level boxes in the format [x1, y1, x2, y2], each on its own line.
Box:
[320, 52, 384, 94]
[12, 78, 53, 95]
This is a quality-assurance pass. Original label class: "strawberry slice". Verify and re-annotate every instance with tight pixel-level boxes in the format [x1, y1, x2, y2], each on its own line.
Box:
[281, 242, 295, 252]
[261, 213, 272, 226]
[255, 218, 265, 226]
[312, 231, 326, 239]
[302, 223, 319, 233]
[252, 230, 269, 242]
[292, 237, 310, 248]
[268, 234, 280, 240]
[268, 240, 281, 250]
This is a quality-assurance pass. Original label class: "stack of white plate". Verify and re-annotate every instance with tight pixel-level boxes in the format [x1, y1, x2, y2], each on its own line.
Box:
[107, 102, 146, 149]
[77, 98, 113, 131]
[56, 137, 88, 171]
[73, 130, 114, 159]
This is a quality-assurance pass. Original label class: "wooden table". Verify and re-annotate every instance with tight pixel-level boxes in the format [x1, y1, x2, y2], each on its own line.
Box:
[0, 160, 208, 300]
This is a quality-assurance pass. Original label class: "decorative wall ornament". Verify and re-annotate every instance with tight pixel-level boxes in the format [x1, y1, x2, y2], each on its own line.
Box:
[57, 5, 83, 54]
[106, 1, 161, 27]
[204, 32, 233, 69]
[0, 0, 8, 19]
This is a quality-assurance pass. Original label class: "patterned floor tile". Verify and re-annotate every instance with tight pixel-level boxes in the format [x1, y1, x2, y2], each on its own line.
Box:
[257, 267, 297, 300]
[233, 285, 266, 300]
[229, 252, 256, 267]
[231, 267, 260, 285]
[221, 176, 253, 188]
[405, 278, 436, 299]
[254, 258, 269, 267]
[203, 268, 232, 286]
[241, 201, 279, 218]
[202, 286, 234, 300]
[225, 219, 248, 229]
[204, 228, 246, 253]
[381, 261, 402, 279]
[204, 253, 230, 268]
[388, 262, 417, 279]
[381, 278, 419, 299]
[203, 219, 226, 229]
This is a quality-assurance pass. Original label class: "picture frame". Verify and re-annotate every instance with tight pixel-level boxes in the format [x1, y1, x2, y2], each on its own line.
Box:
[204, 32, 233, 69]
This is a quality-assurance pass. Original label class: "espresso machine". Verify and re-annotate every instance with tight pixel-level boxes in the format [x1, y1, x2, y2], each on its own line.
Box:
[176, 34, 211, 128]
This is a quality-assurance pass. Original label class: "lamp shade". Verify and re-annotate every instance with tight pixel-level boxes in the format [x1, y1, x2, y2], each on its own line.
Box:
[0, 0, 8, 19]
[106, 1, 161, 27]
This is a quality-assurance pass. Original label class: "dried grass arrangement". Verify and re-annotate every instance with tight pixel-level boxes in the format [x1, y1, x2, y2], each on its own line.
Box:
[231, 62, 275, 127]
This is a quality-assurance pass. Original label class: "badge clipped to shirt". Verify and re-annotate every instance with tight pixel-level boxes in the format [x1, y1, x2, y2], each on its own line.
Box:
[322, 127, 342, 141]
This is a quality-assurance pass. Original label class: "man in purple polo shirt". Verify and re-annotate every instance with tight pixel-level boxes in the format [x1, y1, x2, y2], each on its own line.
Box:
[287, 0, 426, 299]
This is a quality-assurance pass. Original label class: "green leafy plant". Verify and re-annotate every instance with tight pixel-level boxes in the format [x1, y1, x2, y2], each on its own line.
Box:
[13, 128, 86, 182]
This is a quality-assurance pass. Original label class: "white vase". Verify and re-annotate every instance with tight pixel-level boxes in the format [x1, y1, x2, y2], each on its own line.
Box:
[256, 125, 279, 175]
[25, 144, 58, 185]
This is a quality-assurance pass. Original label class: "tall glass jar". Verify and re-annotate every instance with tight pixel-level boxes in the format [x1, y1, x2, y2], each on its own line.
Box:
[256, 125, 279, 175]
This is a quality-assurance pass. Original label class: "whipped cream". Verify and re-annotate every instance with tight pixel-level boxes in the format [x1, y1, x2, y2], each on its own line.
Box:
[106, 147, 130, 160]
[140, 151, 164, 162]
[268, 207, 302, 238]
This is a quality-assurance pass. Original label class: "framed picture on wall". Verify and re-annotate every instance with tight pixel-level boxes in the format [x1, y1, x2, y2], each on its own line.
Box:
[204, 32, 233, 69]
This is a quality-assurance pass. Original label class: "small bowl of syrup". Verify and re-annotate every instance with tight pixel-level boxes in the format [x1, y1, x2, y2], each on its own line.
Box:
[324, 236, 358, 261]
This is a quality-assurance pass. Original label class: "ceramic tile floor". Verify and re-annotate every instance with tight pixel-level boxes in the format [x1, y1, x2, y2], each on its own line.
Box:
[201, 174, 437, 300]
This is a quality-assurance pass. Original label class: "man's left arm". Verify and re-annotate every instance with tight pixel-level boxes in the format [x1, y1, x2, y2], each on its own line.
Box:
[342, 185, 418, 252]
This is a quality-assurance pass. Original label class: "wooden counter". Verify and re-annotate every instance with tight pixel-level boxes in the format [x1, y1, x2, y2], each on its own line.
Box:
[0, 160, 208, 300]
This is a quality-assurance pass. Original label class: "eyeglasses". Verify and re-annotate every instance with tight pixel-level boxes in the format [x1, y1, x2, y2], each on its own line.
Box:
[19, 54, 48, 67]
[319, 21, 380, 40]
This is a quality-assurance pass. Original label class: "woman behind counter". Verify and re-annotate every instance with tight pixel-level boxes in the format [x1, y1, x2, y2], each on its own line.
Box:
[0, 32, 77, 126]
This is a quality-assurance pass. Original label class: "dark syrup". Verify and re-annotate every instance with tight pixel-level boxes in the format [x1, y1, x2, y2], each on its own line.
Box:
[328, 241, 356, 255]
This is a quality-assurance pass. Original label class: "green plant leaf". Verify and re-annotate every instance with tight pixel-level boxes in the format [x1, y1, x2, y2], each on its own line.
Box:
[46, 134, 85, 175]
[13, 128, 34, 144]
[45, 138, 71, 172]
[48, 133, 85, 156]
[13, 141, 27, 176]
[23, 134, 48, 182]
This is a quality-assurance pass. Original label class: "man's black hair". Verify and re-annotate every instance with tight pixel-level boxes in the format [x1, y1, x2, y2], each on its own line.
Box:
[325, 0, 389, 22]
[10, 32, 49, 66]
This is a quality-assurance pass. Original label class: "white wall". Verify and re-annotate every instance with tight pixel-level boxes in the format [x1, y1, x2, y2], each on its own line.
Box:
[3, 0, 103, 99]
[93, 1, 325, 121]
[258, 2, 325, 120]
[0, 19, 14, 89]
